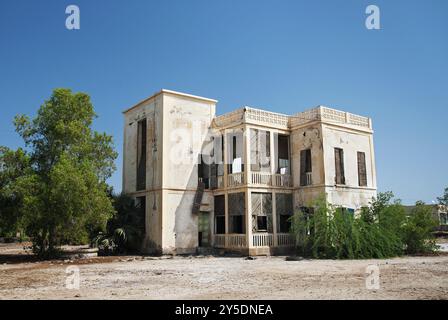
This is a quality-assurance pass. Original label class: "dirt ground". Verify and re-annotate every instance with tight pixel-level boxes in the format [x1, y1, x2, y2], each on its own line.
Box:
[0, 242, 447, 300]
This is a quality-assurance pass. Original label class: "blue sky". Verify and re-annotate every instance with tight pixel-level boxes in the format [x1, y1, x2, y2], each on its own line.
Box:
[0, 0, 447, 204]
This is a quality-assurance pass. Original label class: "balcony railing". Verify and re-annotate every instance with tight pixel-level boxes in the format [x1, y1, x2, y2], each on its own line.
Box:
[213, 233, 295, 248]
[217, 176, 224, 188]
[251, 172, 291, 187]
[277, 233, 295, 247]
[227, 172, 244, 187]
[273, 174, 292, 187]
[251, 172, 271, 185]
[253, 233, 274, 247]
[214, 234, 246, 248]
[214, 234, 226, 248]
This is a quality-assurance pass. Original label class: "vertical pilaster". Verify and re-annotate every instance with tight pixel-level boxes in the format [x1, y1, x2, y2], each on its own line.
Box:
[223, 131, 228, 188]
[224, 192, 229, 247]
[270, 130, 275, 175]
[246, 189, 253, 249]
[244, 127, 251, 185]
[272, 191, 278, 247]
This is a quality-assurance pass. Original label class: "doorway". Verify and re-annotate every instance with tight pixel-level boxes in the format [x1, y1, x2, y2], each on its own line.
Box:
[198, 212, 210, 247]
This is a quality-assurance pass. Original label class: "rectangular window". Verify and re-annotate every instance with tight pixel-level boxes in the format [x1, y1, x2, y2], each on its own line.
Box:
[334, 148, 345, 185]
[277, 134, 290, 174]
[228, 192, 245, 233]
[276, 193, 293, 233]
[251, 193, 272, 232]
[210, 135, 224, 189]
[227, 133, 243, 174]
[198, 154, 210, 189]
[250, 129, 270, 172]
[300, 149, 312, 186]
[357, 151, 367, 187]
[214, 195, 225, 234]
[136, 119, 147, 191]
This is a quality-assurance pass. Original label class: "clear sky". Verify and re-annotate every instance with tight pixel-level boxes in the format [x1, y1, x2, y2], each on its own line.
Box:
[0, 0, 447, 204]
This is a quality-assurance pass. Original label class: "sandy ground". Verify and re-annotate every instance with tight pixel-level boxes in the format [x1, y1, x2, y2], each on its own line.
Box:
[0, 242, 447, 300]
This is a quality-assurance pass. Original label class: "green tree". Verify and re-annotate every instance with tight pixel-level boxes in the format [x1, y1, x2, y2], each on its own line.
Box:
[0, 147, 30, 237]
[402, 201, 437, 254]
[437, 187, 448, 207]
[1, 88, 117, 258]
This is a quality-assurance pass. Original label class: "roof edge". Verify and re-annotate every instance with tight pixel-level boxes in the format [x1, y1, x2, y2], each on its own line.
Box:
[122, 89, 218, 114]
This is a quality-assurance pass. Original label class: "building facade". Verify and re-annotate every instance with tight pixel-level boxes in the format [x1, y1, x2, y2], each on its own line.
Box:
[122, 89, 377, 255]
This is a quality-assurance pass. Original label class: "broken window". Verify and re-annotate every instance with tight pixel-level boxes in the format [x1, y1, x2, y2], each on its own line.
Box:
[210, 135, 224, 189]
[300, 149, 312, 186]
[228, 192, 245, 233]
[136, 119, 147, 191]
[357, 151, 367, 187]
[334, 148, 345, 185]
[250, 129, 270, 172]
[227, 132, 243, 174]
[251, 193, 272, 233]
[276, 134, 290, 174]
[214, 195, 225, 234]
[276, 193, 293, 233]
[198, 154, 210, 189]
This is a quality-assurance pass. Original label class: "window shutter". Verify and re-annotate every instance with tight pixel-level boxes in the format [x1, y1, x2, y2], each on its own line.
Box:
[335, 148, 345, 185]
[357, 152, 367, 187]
[340, 149, 345, 184]
[306, 149, 312, 173]
[300, 150, 307, 186]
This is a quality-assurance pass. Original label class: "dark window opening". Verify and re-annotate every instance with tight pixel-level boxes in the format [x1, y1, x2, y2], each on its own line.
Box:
[215, 216, 225, 234]
[229, 192, 245, 233]
[214, 195, 225, 234]
[357, 151, 367, 187]
[251, 192, 272, 233]
[334, 148, 345, 185]
[250, 129, 270, 172]
[257, 216, 267, 231]
[231, 215, 244, 234]
[136, 119, 147, 191]
[277, 193, 293, 233]
[227, 133, 243, 174]
[300, 149, 312, 186]
[277, 134, 290, 174]
[198, 154, 210, 189]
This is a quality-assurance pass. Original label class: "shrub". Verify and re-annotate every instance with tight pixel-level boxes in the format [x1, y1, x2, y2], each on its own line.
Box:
[402, 201, 437, 254]
[92, 193, 145, 255]
[290, 192, 434, 259]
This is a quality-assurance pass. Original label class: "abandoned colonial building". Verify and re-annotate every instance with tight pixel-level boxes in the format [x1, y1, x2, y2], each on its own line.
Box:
[122, 89, 377, 255]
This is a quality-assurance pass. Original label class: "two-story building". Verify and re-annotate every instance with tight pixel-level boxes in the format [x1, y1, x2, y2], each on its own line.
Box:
[122, 89, 377, 255]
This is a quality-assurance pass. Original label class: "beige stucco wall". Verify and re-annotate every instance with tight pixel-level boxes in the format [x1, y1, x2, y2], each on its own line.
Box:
[322, 124, 377, 210]
[122, 95, 164, 193]
[160, 93, 216, 254]
[123, 91, 216, 254]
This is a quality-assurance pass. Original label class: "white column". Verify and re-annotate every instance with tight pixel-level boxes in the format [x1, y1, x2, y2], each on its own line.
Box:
[244, 127, 251, 185]
[270, 130, 275, 176]
[244, 127, 253, 249]
[223, 131, 228, 188]
[245, 189, 253, 249]
[272, 191, 278, 247]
